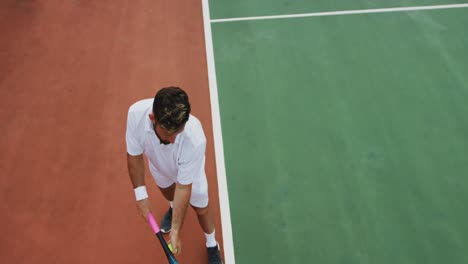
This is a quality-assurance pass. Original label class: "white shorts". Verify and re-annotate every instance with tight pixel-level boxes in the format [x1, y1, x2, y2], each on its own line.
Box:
[150, 171, 209, 208]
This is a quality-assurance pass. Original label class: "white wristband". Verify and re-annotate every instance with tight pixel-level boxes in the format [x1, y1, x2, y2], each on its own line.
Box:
[134, 186, 148, 201]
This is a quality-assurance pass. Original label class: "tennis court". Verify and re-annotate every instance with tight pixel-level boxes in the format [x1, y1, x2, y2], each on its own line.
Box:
[204, 1, 468, 263]
[1, 1, 467, 263]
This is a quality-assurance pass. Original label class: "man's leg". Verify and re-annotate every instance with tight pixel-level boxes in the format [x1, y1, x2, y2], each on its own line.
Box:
[159, 183, 176, 201]
[192, 204, 223, 264]
[191, 204, 215, 235]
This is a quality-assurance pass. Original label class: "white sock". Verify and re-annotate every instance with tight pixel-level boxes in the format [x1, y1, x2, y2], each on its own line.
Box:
[169, 201, 174, 208]
[205, 230, 217, 248]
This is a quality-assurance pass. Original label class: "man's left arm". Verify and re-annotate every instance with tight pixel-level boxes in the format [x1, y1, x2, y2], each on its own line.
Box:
[170, 141, 206, 254]
[170, 182, 192, 254]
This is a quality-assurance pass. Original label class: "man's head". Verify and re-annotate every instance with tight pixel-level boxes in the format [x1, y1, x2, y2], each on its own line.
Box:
[149, 87, 191, 145]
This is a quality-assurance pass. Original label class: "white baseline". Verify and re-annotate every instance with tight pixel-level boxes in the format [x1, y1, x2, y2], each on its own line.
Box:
[211, 3, 468, 23]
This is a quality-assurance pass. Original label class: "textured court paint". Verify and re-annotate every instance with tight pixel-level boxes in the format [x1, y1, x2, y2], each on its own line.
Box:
[209, 0, 468, 19]
[212, 9, 468, 264]
[0, 1, 223, 264]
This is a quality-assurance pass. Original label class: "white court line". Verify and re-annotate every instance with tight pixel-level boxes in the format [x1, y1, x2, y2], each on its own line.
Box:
[202, 0, 236, 263]
[211, 3, 468, 23]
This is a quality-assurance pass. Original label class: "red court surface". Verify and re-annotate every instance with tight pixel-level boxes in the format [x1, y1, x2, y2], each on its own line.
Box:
[0, 1, 223, 263]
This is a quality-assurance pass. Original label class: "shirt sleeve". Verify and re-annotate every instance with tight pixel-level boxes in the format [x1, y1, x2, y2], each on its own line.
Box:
[177, 142, 206, 185]
[126, 110, 144, 156]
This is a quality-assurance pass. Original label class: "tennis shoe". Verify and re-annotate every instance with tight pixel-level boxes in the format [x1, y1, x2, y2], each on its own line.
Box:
[160, 207, 172, 233]
[207, 244, 223, 264]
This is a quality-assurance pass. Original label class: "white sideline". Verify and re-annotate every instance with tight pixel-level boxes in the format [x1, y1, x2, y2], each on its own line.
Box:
[201, 0, 236, 263]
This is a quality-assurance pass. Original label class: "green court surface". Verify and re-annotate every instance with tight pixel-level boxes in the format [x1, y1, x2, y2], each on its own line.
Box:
[209, 2, 468, 264]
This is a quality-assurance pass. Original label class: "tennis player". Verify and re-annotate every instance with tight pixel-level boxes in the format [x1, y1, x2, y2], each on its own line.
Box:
[126, 87, 223, 264]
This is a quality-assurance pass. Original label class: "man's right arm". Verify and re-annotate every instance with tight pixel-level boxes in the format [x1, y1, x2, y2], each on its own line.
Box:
[127, 153, 145, 188]
[127, 153, 152, 221]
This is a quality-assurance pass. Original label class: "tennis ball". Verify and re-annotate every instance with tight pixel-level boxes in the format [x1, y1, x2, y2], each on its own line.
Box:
[168, 242, 173, 253]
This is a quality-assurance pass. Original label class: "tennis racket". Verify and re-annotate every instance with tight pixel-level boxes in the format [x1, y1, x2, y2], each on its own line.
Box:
[148, 212, 179, 264]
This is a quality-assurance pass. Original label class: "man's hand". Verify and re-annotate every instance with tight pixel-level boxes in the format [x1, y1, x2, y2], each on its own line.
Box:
[170, 230, 181, 255]
[136, 198, 152, 221]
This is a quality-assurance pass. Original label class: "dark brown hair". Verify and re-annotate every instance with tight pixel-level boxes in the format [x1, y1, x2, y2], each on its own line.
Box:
[152, 87, 191, 133]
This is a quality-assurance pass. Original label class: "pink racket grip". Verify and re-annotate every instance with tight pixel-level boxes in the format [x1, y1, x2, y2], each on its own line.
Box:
[147, 212, 160, 234]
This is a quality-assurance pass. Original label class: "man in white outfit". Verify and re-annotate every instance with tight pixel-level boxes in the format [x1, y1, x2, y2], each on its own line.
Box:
[126, 87, 222, 263]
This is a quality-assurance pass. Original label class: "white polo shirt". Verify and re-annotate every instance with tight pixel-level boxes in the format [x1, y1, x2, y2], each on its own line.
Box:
[126, 99, 206, 185]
